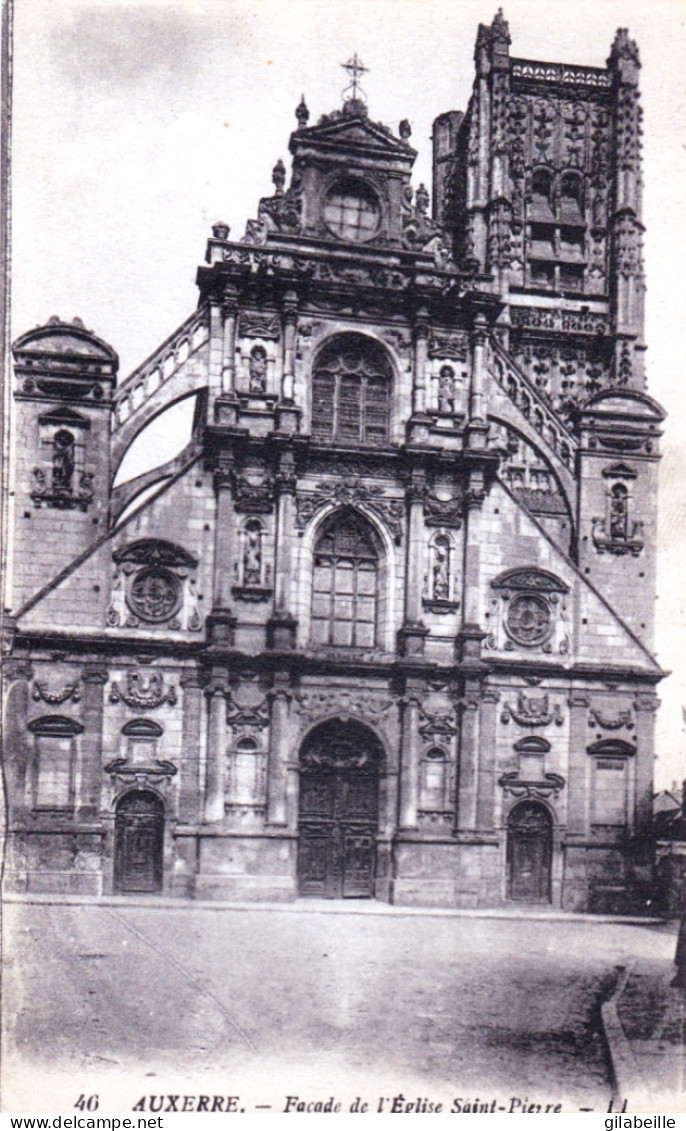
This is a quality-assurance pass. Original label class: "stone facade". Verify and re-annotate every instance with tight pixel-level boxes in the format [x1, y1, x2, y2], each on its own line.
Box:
[2, 14, 664, 911]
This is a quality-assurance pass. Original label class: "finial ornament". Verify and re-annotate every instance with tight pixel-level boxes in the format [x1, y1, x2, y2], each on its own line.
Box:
[295, 95, 309, 128]
[399, 119, 412, 141]
[272, 159, 286, 194]
[341, 53, 368, 104]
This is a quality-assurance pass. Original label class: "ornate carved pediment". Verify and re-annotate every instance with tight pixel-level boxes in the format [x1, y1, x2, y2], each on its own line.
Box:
[419, 708, 457, 741]
[295, 479, 404, 543]
[588, 707, 634, 731]
[233, 471, 275, 514]
[492, 568, 568, 594]
[423, 491, 463, 528]
[104, 758, 178, 786]
[109, 671, 177, 710]
[226, 694, 270, 731]
[238, 312, 281, 340]
[499, 770, 565, 800]
[501, 692, 563, 728]
[113, 539, 197, 569]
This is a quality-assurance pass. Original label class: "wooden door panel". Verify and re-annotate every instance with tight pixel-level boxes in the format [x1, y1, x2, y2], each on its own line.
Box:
[342, 827, 376, 898]
[510, 834, 550, 902]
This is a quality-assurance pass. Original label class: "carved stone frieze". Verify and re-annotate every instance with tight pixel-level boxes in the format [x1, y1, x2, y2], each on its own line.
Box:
[427, 332, 468, 361]
[295, 688, 394, 726]
[238, 312, 281, 340]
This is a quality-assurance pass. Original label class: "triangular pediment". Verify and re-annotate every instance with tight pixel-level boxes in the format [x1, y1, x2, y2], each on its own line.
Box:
[291, 111, 415, 161]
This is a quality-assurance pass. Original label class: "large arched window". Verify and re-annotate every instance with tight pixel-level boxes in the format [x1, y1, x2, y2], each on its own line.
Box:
[312, 335, 391, 447]
[311, 510, 379, 648]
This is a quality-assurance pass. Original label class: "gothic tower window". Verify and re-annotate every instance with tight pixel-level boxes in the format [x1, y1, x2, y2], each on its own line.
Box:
[311, 509, 379, 648]
[311, 335, 391, 447]
[559, 172, 584, 224]
[531, 168, 554, 220]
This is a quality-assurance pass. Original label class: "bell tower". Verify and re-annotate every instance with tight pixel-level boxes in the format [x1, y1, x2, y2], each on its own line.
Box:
[10, 317, 118, 610]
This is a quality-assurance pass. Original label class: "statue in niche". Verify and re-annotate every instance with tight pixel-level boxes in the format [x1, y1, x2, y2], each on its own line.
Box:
[438, 365, 455, 413]
[249, 345, 267, 393]
[243, 521, 262, 585]
[52, 429, 75, 492]
[432, 536, 450, 600]
[610, 484, 629, 541]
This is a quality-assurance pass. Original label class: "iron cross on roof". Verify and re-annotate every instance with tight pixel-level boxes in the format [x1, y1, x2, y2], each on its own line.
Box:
[341, 53, 368, 103]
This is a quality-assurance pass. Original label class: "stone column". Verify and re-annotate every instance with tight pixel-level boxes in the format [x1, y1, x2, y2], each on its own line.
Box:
[567, 692, 590, 836]
[468, 314, 488, 431]
[211, 457, 236, 614]
[281, 291, 297, 403]
[476, 687, 499, 830]
[399, 467, 428, 657]
[221, 285, 238, 395]
[268, 449, 297, 650]
[80, 662, 108, 820]
[398, 687, 422, 830]
[266, 675, 291, 826]
[412, 311, 429, 416]
[204, 668, 228, 823]
[633, 688, 659, 837]
[461, 476, 485, 629]
[3, 659, 33, 816]
[455, 682, 481, 832]
[178, 670, 203, 824]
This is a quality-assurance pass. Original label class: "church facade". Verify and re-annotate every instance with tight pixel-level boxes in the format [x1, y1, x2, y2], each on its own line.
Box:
[2, 14, 664, 910]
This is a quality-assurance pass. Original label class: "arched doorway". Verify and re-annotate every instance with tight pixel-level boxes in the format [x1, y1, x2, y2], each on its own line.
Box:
[298, 719, 383, 899]
[114, 790, 164, 894]
[507, 800, 552, 903]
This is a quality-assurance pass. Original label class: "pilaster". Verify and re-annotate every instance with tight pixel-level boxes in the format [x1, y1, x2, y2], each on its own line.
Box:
[80, 662, 108, 819]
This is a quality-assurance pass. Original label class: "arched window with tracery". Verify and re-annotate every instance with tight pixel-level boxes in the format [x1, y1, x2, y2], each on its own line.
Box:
[311, 510, 379, 648]
[311, 335, 391, 447]
[559, 172, 584, 223]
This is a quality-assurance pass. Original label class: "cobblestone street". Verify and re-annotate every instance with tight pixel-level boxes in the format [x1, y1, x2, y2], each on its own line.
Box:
[1, 901, 676, 1112]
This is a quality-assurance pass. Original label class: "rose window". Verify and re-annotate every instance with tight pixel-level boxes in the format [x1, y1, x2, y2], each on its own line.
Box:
[322, 179, 380, 242]
[505, 592, 552, 646]
[128, 567, 180, 623]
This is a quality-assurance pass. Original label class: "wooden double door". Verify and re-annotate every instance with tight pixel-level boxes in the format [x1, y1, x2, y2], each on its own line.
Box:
[507, 801, 552, 903]
[114, 791, 164, 893]
[298, 767, 379, 899]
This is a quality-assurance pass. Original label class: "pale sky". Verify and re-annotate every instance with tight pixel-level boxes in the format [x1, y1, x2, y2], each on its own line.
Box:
[10, 0, 686, 787]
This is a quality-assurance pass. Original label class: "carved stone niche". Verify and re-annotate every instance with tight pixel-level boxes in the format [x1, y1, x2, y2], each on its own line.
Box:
[109, 670, 177, 709]
[499, 735, 565, 801]
[108, 539, 202, 632]
[104, 719, 177, 790]
[486, 568, 570, 656]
